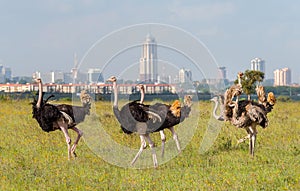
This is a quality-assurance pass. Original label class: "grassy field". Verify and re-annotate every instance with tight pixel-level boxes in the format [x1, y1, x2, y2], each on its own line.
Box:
[0, 99, 299, 190]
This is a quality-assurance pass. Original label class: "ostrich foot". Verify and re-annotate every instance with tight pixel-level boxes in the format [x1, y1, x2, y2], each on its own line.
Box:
[71, 144, 78, 158]
[72, 151, 77, 158]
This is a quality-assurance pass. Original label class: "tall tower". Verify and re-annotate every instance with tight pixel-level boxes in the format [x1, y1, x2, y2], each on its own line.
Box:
[274, 68, 291, 86]
[179, 68, 192, 83]
[139, 34, 158, 82]
[218, 66, 227, 79]
[71, 53, 79, 81]
[250, 57, 265, 74]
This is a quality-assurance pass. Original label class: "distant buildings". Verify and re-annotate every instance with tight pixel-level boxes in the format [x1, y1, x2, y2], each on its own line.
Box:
[139, 34, 158, 83]
[87, 68, 104, 84]
[0, 65, 12, 83]
[251, 58, 265, 74]
[179, 68, 192, 83]
[32, 69, 105, 84]
[218, 67, 227, 80]
[274, 68, 291, 86]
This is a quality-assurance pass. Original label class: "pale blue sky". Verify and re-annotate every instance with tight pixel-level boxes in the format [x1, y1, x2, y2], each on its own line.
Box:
[1, 0, 300, 82]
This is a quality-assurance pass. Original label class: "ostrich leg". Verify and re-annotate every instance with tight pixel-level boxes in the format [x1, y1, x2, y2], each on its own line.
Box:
[249, 125, 257, 157]
[169, 126, 181, 153]
[70, 126, 83, 157]
[59, 122, 72, 160]
[237, 134, 250, 144]
[249, 134, 256, 157]
[160, 130, 166, 157]
[131, 135, 147, 166]
[145, 134, 158, 168]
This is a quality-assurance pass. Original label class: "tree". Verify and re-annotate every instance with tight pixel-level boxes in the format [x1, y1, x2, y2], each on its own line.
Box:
[235, 70, 264, 100]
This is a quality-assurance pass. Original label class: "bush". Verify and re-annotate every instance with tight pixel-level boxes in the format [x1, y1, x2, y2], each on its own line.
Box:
[276, 95, 291, 102]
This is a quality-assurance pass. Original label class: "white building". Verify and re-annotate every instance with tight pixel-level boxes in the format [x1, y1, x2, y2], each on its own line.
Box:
[274, 68, 291, 86]
[0, 65, 12, 83]
[251, 58, 265, 74]
[218, 67, 227, 79]
[87, 68, 104, 84]
[179, 68, 192, 83]
[43, 71, 64, 83]
[139, 34, 158, 83]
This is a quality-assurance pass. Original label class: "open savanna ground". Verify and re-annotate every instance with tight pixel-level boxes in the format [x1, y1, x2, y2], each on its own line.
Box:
[0, 99, 299, 190]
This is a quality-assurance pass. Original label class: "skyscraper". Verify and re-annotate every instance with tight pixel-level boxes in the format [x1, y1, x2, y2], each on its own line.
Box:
[139, 34, 158, 82]
[251, 58, 265, 74]
[87, 68, 104, 84]
[218, 67, 227, 79]
[0, 65, 12, 83]
[274, 68, 291, 86]
[179, 68, 192, 83]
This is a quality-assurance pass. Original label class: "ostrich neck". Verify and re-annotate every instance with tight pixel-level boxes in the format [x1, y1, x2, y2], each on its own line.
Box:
[212, 99, 224, 121]
[140, 88, 145, 104]
[212, 100, 220, 119]
[113, 81, 118, 107]
[36, 81, 43, 108]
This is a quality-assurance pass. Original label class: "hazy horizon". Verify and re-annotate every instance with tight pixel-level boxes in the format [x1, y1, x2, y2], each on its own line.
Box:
[1, 1, 300, 82]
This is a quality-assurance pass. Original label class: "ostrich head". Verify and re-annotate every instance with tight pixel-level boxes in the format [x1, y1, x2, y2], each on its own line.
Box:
[35, 78, 42, 83]
[136, 84, 146, 104]
[256, 85, 266, 104]
[237, 72, 244, 85]
[136, 84, 145, 91]
[80, 89, 92, 114]
[182, 95, 193, 118]
[170, 100, 181, 117]
[80, 90, 91, 104]
[107, 76, 117, 83]
[183, 95, 193, 108]
[267, 92, 276, 106]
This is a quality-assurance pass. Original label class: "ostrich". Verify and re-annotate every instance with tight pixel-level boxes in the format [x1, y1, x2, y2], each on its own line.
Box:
[210, 75, 276, 156]
[146, 96, 192, 157]
[107, 76, 192, 167]
[55, 89, 92, 157]
[31, 78, 91, 159]
[136, 83, 192, 157]
[107, 76, 160, 167]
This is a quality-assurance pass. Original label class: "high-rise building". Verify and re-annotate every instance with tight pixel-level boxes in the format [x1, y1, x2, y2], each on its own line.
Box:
[251, 58, 265, 74]
[139, 34, 158, 83]
[218, 67, 227, 79]
[179, 68, 192, 83]
[87, 68, 103, 84]
[274, 68, 291, 86]
[71, 53, 79, 81]
[32, 71, 41, 79]
[43, 71, 64, 83]
[0, 65, 12, 83]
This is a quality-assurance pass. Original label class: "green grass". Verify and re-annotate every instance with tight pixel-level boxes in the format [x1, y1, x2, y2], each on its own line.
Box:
[0, 100, 299, 190]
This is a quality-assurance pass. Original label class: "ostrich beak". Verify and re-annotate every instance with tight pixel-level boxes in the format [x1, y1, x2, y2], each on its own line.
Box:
[33, 78, 41, 84]
[106, 76, 117, 83]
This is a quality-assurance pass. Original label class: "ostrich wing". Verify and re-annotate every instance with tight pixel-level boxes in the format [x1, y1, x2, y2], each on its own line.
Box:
[246, 103, 269, 128]
[32, 103, 62, 132]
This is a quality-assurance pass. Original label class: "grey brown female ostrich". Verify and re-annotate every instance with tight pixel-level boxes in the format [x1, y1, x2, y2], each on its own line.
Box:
[108, 76, 192, 167]
[211, 79, 276, 156]
[31, 78, 91, 159]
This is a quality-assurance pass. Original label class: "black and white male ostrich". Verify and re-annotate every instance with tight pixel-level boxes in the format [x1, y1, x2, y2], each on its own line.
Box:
[211, 74, 276, 156]
[136, 83, 192, 157]
[31, 78, 91, 159]
[107, 76, 192, 167]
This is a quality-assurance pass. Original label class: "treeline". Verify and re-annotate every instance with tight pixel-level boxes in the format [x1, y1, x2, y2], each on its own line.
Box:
[0, 86, 300, 102]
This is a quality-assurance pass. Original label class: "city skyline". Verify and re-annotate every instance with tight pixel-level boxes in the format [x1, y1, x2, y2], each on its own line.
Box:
[1, 1, 300, 83]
